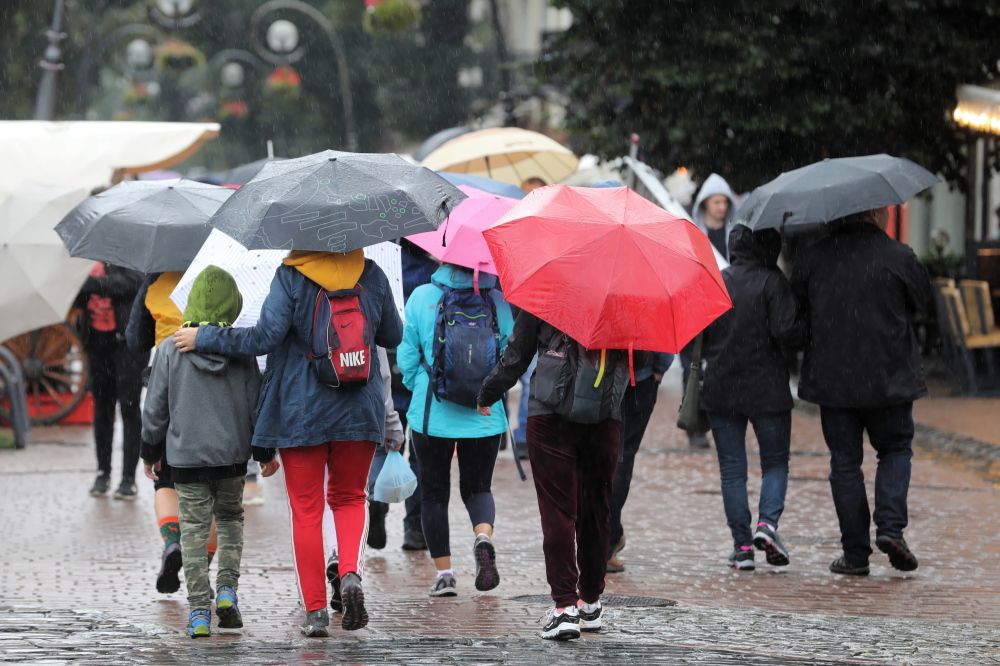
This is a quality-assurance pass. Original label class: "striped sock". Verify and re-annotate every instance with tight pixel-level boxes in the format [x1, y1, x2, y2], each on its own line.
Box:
[158, 517, 180, 547]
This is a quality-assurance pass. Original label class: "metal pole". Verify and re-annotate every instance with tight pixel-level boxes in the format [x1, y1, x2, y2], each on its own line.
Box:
[34, 0, 68, 121]
[489, 0, 515, 127]
[0, 347, 31, 449]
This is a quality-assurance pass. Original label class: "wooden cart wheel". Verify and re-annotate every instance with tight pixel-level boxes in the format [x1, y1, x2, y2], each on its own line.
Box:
[0, 324, 89, 426]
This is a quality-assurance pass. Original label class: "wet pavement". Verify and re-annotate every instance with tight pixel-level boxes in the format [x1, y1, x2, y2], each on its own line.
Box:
[2, 365, 1000, 665]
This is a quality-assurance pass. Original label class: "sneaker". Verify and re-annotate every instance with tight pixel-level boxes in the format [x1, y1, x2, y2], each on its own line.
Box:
[515, 441, 529, 460]
[340, 572, 369, 631]
[366, 501, 388, 550]
[156, 542, 183, 594]
[541, 606, 580, 640]
[186, 610, 211, 638]
[243, 480, 265, 506]
[402, 530, 427, 551]
[430, 573, 458, 597]
[113, 479, 137, 500]
[829, 556, 870, 576]
[215, 586, 243, 628]
[89, 473, 110, 497]
[473, 535, 500, 591]
[876, 535, 919, 572]
[727, 545, 755, 570]
[753, 523, 790, 566]
[688, 432, 710, 449]
[301, 608, 330, 638]
[326, 555, 342, 613]
[578, 601, 602, 632]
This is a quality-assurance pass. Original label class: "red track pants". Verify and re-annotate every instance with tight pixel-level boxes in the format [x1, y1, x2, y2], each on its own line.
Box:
[280, 440, 376, 612]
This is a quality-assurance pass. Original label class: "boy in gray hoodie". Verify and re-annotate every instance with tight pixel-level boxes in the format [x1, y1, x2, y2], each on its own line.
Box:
[141, 265, 278, 638]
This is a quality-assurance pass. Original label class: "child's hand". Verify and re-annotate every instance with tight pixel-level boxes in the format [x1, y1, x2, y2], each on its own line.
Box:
[260, 459, 281, 477]
[143, 461, 161, 481]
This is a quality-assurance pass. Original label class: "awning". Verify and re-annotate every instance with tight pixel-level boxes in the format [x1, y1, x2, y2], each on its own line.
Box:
[954, 84, 1000, 136]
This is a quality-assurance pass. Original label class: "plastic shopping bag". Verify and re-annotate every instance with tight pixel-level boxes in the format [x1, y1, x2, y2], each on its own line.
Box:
[373, 449, 418, 503]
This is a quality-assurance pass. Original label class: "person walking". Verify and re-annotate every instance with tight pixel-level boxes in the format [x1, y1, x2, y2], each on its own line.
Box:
[398, 263, 514, 597]
[701, 226, 803, 571]
[173, 248, 402, 636]
[792, 207, 932, 576]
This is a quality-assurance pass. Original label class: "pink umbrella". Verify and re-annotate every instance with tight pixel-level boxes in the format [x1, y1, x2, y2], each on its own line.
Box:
[407, 184, 518, 290]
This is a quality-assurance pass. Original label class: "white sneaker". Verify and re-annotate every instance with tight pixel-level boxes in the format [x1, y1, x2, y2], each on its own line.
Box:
[430, 573, 457, 597]
[578, 600, 602, 631]
[540, 606, 580, 640]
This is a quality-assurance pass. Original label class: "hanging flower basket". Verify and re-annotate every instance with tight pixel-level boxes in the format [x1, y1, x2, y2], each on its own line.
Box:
[153, 40, 206, 73]
[219, 100, 249, 120]
[122, 83, 152, 105]
[265, 66, 302, 98]
[363, 0, 422, 35]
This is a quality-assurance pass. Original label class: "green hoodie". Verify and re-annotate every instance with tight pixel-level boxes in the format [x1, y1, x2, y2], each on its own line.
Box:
[183, 265, 243, 327]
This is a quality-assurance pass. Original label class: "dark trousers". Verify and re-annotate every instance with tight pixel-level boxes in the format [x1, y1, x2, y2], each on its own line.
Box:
[410, 431, 501, 559]
[400, 413, 423, 534]
[86, 334, 147, 480]
[820, 402, 915, 566]
[527, 414, 621, 607]
[608, 376, 659, 556]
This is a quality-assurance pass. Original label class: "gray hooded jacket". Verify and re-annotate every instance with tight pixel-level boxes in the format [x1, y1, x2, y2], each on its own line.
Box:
[692, 173, 738, 260]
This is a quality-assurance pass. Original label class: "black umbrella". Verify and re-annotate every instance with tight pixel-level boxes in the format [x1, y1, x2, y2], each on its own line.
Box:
[55, 179, 234, 273]
[412, 126, 471, 163]
[224, 157, 286, 186]
[208, 150, 468, 253]
[737, 154, 940, 232]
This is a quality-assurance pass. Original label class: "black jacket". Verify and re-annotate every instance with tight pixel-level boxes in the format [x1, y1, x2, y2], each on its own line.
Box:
[125, 273, 159, 352]
[74, 263, 144, 346]
[791, 221, 932, 408]
[701, 226, 803, 416]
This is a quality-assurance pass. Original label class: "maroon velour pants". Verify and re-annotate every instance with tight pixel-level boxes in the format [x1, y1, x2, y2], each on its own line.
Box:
[526, 414, 622, 607]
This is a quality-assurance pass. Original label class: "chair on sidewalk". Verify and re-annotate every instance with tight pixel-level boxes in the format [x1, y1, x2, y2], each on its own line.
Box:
[959, 280, 999, 336]
[935, 286, 1000, 395]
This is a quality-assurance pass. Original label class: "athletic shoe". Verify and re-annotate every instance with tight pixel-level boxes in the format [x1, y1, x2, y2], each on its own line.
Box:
[340, 572, 369, 631]
[578, 601, 602, 632]
[242, 481, 265, 506]
[727, 546, 755, 570]
[326, 555, 342, 613]
[215, 586, 243, 628]
[366, 501, 388, 549]
[515, 441, 529, 460]
[829, 556, 870, 576]
[156, 542, 183, 594]
[113, 479, 137, 501]
[688, 432, 710, 449]
[89, 474, 110, 497]
[402, 530, 427, 551]
[540, 606, 580, 640]
[876, 535, 919, 572]
[753, 523, 790, 566]
[301, 608, 330, 638]
[430, 573, 458, 597]
[474, 535, 500, 591]
[186, 610, 211, 638]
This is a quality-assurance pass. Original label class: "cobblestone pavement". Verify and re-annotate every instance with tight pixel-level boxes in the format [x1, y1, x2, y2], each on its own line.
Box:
[2, 366, 1000, 664]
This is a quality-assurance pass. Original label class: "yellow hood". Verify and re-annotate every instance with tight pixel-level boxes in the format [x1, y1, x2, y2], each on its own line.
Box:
[282, 249, 365, 291]
[145, 271, 184, 346]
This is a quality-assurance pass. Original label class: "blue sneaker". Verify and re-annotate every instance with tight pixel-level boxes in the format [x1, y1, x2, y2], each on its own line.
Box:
[186, 610, 211, 638]
[215, 587, 243, 628]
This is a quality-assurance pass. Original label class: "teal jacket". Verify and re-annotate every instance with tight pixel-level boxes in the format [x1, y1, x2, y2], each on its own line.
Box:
[398, 265, 514, 437]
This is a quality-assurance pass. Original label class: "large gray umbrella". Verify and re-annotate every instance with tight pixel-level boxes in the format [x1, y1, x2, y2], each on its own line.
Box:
[208, 150, 467, 252]
[55, 179, 234, 273]
[737, 154, 940, 232]
[224, 156, 286, 186]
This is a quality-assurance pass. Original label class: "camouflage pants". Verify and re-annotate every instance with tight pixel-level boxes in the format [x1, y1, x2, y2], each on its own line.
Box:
[176, 477, 245, 611]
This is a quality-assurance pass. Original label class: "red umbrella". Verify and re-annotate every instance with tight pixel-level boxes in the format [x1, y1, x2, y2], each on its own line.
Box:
[483, 184, 731, 354]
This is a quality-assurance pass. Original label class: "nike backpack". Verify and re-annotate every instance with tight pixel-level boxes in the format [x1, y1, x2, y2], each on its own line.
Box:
[308, 285, 375, 388]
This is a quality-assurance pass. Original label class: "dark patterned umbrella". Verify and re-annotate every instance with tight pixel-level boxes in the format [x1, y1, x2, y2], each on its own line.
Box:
[208, 150, 467, 253]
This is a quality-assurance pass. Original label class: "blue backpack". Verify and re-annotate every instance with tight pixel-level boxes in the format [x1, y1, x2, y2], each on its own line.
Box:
[420, 280, 501, 433]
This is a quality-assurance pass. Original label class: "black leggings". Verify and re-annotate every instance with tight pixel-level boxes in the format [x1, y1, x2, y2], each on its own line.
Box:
[87, 336, 147, 480]
[410, 431, 501, 559]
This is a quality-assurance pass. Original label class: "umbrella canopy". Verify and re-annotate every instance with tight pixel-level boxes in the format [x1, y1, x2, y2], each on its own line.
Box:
[0, 183, 92, 343]
[224, 156, 286, 186]
[407, 185, 519, 276]
[55, 179, 234, 273]
[421, 128, 580, 187]
[412, 126, 472, 163]
[737, 154, 940, 231]
[484, 185, 732, 353]
[436, 171, 526, 200]
[208, 150, 467, 253]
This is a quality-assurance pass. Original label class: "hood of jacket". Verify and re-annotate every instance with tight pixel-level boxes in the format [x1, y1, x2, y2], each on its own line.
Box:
[728, 225, 781, 269]
[431, 264, 499, 290]
[183, 265, 243, 326]
[692, 173, 737, 230]
[283, 249, 365, 291]
[187, 350, 230, 374]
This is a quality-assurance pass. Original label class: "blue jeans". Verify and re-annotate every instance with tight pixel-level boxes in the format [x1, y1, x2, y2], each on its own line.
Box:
[708, 411, 792, 548]
[508, 354, 537, 444]
[820, 403, 914, 567]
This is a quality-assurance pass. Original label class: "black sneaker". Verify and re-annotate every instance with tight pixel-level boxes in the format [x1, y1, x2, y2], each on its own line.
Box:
[752, 523, 790, 566]
[301, 608, 329, 638]
[473, 536, 500, 591]
[326, 555, 342, 613]
[366, 501, 388, 549]
[430, 573, 457, 597]
[402, 530, 427, 551]
[727, 546, 755, 570]
[340, 572, 369, 631]
[541, 607, 580, 640]
[515, 441, 529, 460]
[90, 473, 111, 497]
[156, 542, 183, 593]
[876, 535, 919, 572]
[829, 556, 870, 576]
[578, 601, 602, 632]
[114, 479, 137, 500]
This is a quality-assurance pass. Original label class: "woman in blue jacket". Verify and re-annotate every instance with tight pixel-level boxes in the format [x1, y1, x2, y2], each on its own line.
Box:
[397, 264, 514, 597]
[173, 250, 401, 637]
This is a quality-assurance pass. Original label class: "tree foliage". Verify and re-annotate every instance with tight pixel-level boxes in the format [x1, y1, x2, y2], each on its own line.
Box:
[537, 0, 1000, 191]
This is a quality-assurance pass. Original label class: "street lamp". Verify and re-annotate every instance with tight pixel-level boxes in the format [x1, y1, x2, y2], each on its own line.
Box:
[34, 0, 68, 120]
[220, 62, 245, 89]
[149, 0, 202, 29]
[267, 20, 300, 54]
[125, 39, 154, 70]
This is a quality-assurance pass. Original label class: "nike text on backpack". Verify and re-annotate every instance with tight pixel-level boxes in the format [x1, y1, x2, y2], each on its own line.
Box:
[532, 334, 631, 424]
[308, 286, 375, 388]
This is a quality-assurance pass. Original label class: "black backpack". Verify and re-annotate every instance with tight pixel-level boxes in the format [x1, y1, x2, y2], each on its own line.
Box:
[531, 334, 630, 424]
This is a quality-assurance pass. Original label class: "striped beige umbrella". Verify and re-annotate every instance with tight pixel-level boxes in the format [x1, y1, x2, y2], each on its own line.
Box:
[420, 127, 579, 187]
